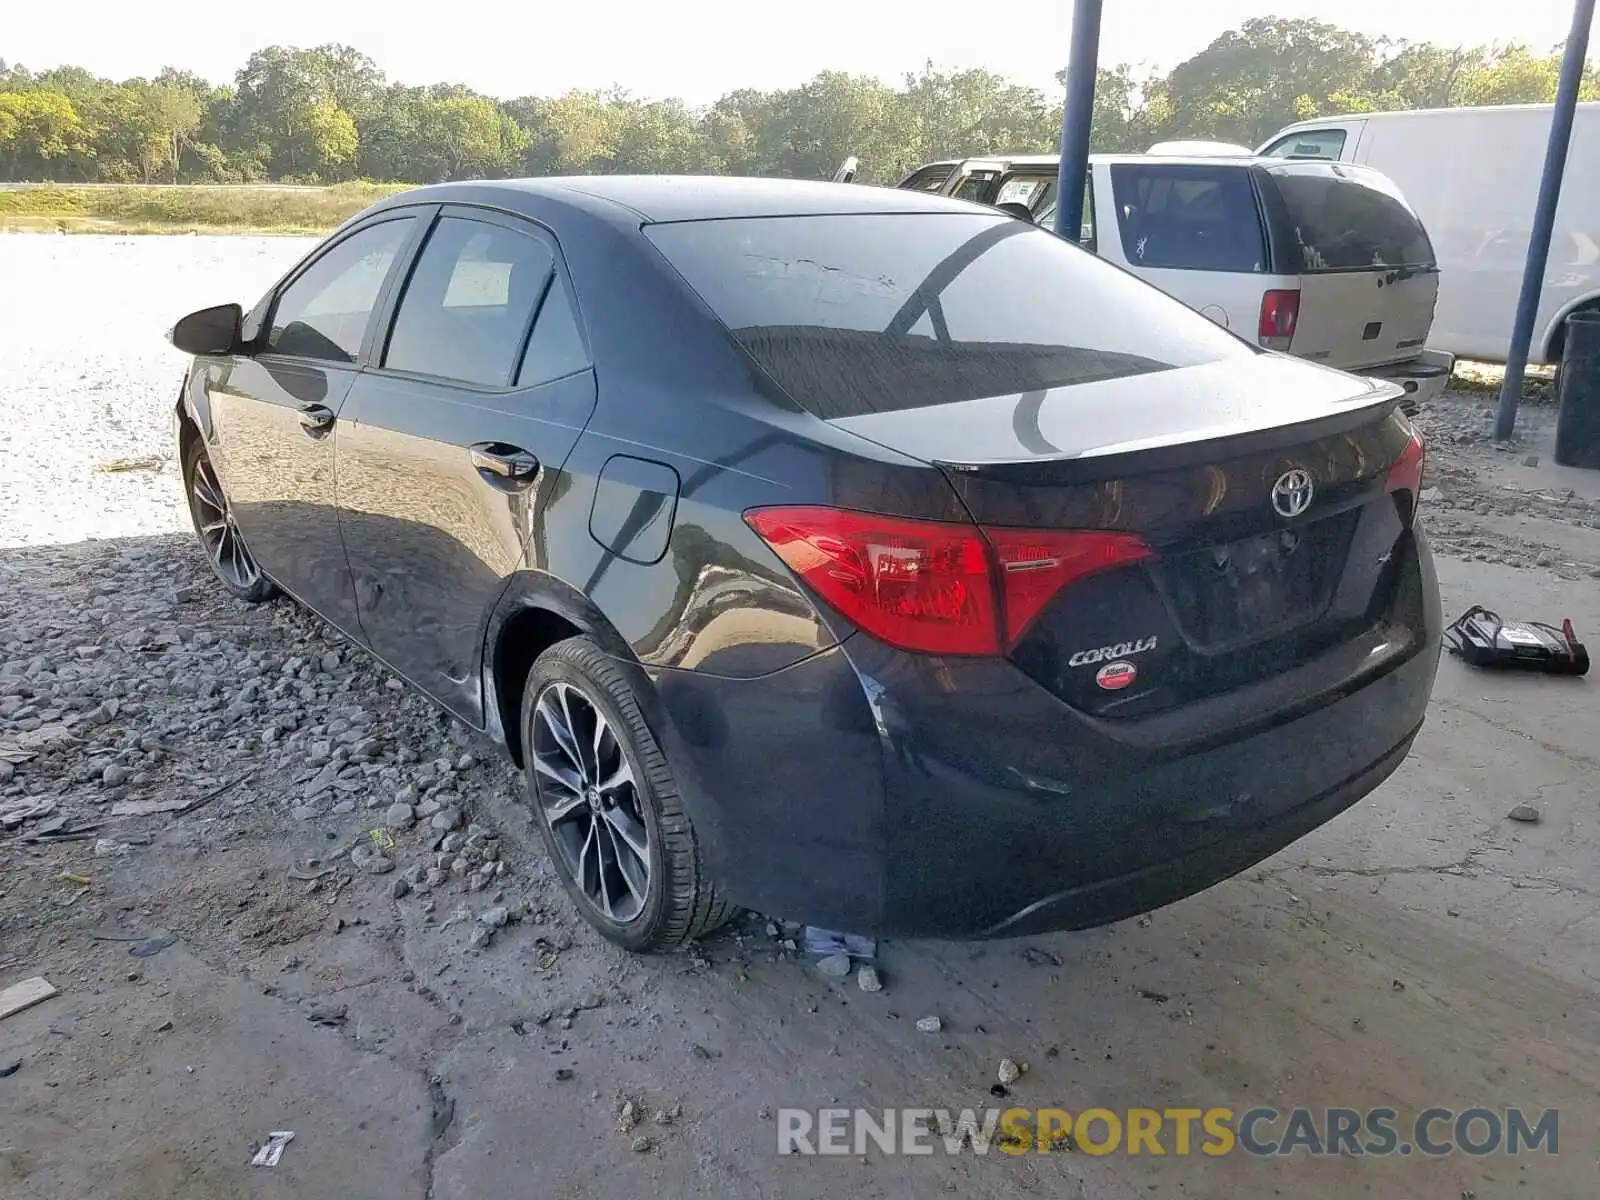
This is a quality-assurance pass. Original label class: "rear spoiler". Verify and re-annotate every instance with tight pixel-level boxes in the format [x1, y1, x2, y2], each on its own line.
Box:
[935, 384, 1405, 486]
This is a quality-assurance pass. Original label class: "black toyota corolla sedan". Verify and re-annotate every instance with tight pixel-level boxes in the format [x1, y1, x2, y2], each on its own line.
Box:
[168, 176, 1440, 952]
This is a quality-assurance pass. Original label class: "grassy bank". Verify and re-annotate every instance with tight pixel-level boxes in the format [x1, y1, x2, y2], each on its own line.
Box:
[0, 183, 415, 234]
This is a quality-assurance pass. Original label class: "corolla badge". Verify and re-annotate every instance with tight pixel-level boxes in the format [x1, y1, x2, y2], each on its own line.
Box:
[1068, 636, 1158, 668]
[1271, 468, 1315, 518]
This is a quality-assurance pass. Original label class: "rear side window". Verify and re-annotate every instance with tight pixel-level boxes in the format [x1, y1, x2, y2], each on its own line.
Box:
[1261, 128, 1347, 160]
[384, 216, 555, 387]
[994, 176, 1050, 209]
[1029, 179, 1096, 249]
[645, 212, 1252, 420]
[900, 164, 956, 193]
[951, 171, 998, 202]
[1268, 165, 1435, 271]
[516, 279, 588, 386]
[1109, 164, 1265, 273]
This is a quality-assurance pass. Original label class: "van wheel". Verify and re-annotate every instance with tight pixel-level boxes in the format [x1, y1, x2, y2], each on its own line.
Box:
[521, 637, 733, 953]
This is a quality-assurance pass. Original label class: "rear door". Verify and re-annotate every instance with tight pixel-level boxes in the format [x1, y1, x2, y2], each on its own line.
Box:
[334, 207, 596, 722]
[1263, 162, 1439, 371]
[1100, 160, 1286, 334]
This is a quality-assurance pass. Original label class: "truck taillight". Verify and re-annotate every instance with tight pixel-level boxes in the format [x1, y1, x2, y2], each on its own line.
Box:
[744, 507, 1152, 656]
[1258, 289, 1300, 351]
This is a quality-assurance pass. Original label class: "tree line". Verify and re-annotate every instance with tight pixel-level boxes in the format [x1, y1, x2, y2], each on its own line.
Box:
[1, 18, 1596, 186]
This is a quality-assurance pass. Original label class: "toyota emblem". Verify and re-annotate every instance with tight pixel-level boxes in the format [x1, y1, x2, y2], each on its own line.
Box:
[1271, 468, 1315, 518]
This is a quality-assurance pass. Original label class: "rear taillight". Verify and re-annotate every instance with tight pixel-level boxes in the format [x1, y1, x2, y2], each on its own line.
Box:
[1385, 429, 1426, 517]
[744, 507, 1152, 656]
[985, 528, 1154, 648]
[1258, 289, 1300, 351]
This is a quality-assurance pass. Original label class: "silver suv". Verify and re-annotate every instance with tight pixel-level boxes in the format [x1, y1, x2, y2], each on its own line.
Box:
[897, 154, 1455, 410]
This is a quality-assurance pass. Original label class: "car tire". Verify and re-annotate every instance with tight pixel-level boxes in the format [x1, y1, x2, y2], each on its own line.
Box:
[521, 637, 733, 953]
[181, 437, 278, 604]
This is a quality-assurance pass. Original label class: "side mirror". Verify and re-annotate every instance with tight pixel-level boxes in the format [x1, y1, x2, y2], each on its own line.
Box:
[168, 303, 244, 357]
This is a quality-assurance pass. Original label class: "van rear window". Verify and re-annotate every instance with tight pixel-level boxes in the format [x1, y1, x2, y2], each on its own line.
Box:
[1108, 163, 1266, 273]
[1268, 164, 1435, 272]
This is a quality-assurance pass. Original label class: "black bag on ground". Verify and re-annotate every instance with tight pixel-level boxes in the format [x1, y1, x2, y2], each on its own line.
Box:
[1443, 606, 1589, 675]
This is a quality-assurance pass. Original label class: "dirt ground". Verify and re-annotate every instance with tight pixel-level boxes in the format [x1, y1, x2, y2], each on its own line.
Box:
[2, 235, 1598, 1198]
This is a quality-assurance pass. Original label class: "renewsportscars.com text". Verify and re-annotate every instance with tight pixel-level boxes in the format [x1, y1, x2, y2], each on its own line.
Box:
[777, 1106, 1559, 1157]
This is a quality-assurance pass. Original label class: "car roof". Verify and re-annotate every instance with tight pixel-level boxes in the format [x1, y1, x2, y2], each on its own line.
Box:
[385, 175, 988, 224]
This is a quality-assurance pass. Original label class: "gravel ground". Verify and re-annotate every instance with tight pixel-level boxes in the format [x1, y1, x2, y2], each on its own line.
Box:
[2, 236, 1598, 1200]
[0, 234, 313, 548]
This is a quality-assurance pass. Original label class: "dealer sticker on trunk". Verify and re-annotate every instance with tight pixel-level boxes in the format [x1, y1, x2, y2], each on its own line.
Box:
[1095, 661, 1138, 691]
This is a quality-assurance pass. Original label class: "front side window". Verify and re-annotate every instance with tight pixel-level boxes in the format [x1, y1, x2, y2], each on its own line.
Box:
[1109, 164, 1265, 273]
[645, 211, 1253, 420]
[384, 216, 556, 387]
[1262, 128, 1347, 160]
[266, 218, 415, 363]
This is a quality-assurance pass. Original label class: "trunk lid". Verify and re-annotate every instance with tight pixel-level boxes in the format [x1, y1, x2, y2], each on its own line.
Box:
[1262, 161, 1440, 371]
[830, 355, 1420, 718]
[1288, 266, 1439, 372]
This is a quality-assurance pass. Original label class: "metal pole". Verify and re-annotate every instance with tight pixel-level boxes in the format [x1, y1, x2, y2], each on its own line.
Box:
[1054, 0, 1104, 242]
[1494, 0, 1595, 441]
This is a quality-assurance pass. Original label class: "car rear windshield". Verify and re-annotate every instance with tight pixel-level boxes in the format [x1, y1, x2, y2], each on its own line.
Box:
[1267, 163, 1436, 272]
[1107, 163, 1267, 272]
[644, 213, 1252, 420]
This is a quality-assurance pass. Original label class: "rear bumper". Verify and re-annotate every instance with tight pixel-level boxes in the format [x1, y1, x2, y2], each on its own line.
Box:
[978, 727, 1418, 937]
[1358, 349, 1455, 413]
[650, 534, 1441, 939]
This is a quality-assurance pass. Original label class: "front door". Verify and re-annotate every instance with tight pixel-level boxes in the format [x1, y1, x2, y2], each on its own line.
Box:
[335, 208, 597, 722]
[206, 215, 420, 630]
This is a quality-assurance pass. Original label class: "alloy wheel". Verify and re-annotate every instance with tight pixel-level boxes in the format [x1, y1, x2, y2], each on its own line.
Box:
[530, 681, 652, 923]
[189, 451, 261, 592]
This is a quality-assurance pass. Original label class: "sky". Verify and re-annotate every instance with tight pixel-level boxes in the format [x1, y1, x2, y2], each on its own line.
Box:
[3, 1, 1586, 103]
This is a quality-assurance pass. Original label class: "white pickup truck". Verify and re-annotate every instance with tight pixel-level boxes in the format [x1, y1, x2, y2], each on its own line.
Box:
[896, 153, 1455, 410]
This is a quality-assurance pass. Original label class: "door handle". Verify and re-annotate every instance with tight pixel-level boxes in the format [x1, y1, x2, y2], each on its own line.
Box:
[469, 443, 541, 486]
[298, 403, 336, 436]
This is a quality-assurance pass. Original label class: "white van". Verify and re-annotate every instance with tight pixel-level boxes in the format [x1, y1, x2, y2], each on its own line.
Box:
[1258, 104, 1600, 365]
